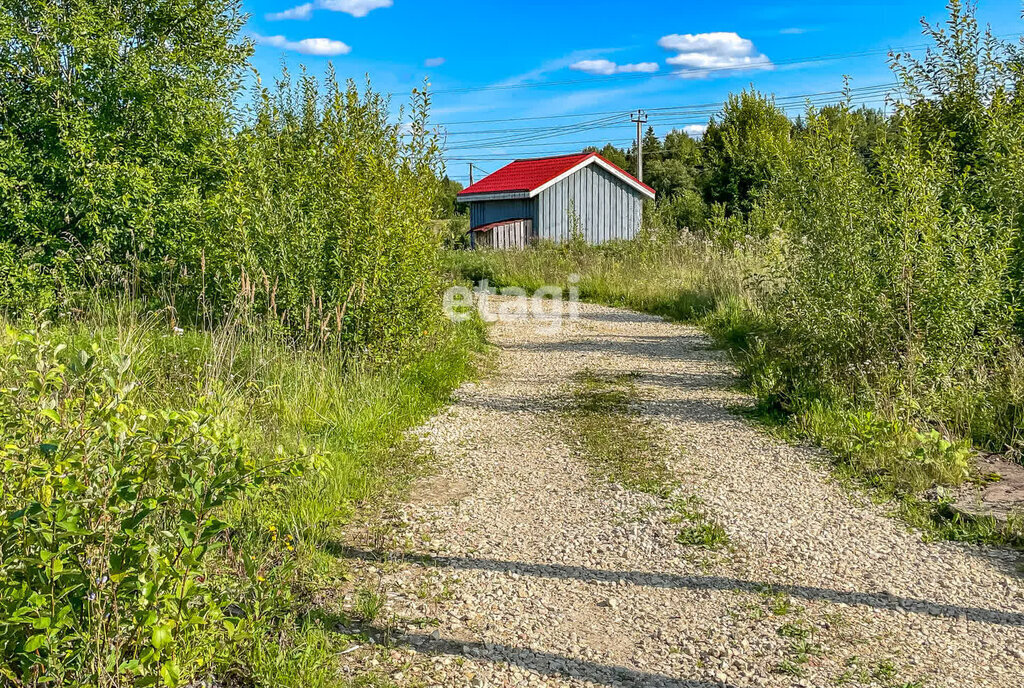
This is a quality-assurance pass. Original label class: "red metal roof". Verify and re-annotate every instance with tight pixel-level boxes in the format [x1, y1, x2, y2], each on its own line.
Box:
[457, 152, 654, 197]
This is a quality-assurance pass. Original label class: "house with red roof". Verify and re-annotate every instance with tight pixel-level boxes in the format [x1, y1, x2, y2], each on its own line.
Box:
[456, 152, 655, 248]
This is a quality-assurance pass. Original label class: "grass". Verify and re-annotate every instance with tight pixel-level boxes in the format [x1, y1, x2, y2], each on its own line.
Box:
[562, 368, 730, 550]
[1, 297, 486, 687]
[563, 369, 673, 494]
[449, 238, 1024, 548]
[444, 234, 749, 323]
[669, 496, 731, 550]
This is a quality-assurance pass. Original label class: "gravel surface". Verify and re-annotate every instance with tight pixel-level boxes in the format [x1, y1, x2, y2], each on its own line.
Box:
[340, 301, 1024, 687]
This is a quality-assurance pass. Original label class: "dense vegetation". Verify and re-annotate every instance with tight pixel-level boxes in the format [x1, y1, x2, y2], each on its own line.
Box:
[0, 1, 480, 686]
[0, 1, 446, 356]
[452, 2, 1024, 542]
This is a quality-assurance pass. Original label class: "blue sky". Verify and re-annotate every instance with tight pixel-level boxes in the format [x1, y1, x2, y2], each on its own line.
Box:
[243, 0, 1023, 184]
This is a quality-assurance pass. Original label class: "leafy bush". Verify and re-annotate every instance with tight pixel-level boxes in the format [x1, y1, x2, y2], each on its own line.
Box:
[201, 71, 445, 355]
[747, 1, 1024, 456]
[0, 327, 297, 687]
[0, 3, 448, 361]
[0, 0, 249, 307]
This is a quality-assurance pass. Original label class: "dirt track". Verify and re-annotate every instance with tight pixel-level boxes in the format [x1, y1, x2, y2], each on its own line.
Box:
[341, 301, 1024, 687]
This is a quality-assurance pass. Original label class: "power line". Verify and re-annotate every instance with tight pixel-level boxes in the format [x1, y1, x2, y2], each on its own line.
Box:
[423, 43, 933, 96]
[424, 31, 1018, 97]
[435, 84, 895, 140]
[430, 83, 896, 128]
[439, 91, 892, 152]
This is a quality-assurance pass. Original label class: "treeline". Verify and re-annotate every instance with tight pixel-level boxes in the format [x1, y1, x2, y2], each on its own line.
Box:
[587, 94, 890, 240]
[0, 0, 445, 357]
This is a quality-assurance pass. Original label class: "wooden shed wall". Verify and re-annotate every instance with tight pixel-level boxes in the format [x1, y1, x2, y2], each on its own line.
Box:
[469, 198, 537, 230]
[534, 164, 644, 244]
[473, 219, 533, 249]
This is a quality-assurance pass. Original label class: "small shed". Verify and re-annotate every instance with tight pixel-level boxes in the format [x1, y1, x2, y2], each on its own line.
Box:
[457, 152, 655, 248]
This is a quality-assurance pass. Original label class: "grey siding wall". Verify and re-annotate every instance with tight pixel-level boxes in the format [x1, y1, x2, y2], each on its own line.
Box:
[469, 198, 537, 230]
[534, 164, 644, 244]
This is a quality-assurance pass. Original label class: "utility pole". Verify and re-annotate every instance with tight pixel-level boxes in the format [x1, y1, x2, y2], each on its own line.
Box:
[469, 163, 474, 186]
[631, 109, 648, 183]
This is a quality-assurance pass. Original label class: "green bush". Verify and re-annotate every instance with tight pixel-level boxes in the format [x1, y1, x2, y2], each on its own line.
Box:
[0, 326, 297, 687]
[746, 2, 1024, 455]
[196, 71, 444, 355]
[0, 0, 248, 307]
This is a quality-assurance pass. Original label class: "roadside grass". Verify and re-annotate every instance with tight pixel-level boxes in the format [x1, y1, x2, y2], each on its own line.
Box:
[563, 368, 730, 550]
[0, 298, 486, 687]
[444, 235, 748, 323]
[450, 240, 1024, 548]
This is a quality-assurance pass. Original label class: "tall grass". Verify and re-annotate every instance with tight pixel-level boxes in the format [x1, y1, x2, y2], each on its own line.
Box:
[0, 298, 485, 686]
[446, 234, 750, 323]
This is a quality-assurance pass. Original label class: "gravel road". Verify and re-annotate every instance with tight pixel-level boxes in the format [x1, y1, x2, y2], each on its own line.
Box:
[340, 301, 1024, 687]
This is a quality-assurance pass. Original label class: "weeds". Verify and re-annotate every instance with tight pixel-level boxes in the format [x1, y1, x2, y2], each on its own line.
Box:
[669, 496, 730, 550]
[0, 303, 485, 686]
[354, 586, 387, 623]
[563, 369, 672, 494]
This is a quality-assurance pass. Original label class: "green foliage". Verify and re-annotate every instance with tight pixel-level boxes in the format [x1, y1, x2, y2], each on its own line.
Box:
[0, 3, 448, 358]
[670, 495, 730, 550]
[700, 90, 794, 218]
[564, 369, 675, 495]
[434, 177, 467, 219]
[744, 1, 1024, 463]
[588, 130, 712, 236]
[0, 299, 484, 686]
[0, 0, 250, 306]
[0, 326, 297, 687]
[202, 70, 444, 354]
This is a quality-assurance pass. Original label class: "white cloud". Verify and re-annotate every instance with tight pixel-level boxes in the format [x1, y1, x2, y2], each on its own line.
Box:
[317, 0, 392, 17]
[266, 3, 313, 20]
[570, 59, 659, 76]
[682, 124, 707, 138]
[254, 33, 352, 56]
[657, 32, 772, 78]
[779, 27, 807, 35]
[424, 57, 446, 68]
[267, 0, 391, 21]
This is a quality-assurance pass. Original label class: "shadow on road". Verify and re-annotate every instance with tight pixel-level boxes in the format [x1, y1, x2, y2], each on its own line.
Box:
[332, 546, 1024, 628]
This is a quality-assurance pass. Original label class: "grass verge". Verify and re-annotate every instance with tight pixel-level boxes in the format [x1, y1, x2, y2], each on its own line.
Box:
[0, 299, 485, 687]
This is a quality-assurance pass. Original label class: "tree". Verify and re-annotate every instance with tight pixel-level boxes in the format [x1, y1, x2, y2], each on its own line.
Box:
[644, 129, 701, 200]
[585, 143, 633, 174]
[699, 89, 793, 216]
[0, 0, 250, 307]
[435, 176, 466, 218]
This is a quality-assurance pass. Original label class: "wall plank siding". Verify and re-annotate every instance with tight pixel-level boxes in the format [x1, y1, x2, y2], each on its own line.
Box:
[533, 162, 644, 244]
[470, 199, 537, 232]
